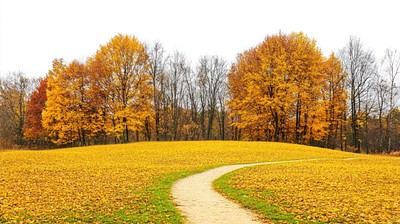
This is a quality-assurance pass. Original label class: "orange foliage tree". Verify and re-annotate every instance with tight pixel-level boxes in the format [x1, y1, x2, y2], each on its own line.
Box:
[228, 32, 347, 147]
[23, 77, 48, 147]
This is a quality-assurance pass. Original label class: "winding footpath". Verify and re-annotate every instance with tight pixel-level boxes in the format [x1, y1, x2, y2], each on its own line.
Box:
[172, 158, 324, 224]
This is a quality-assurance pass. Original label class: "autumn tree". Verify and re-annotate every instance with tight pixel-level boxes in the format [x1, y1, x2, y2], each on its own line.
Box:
[322, 54, 347, 149]
[229, 47, 272, 140]
[88, 34, 152, 143]
[42, 59, 74, 145]
[288, 33, 326, 144]
[0, 72, 31, 148]
[228, 32, 341, 145]
[42, 59, 95, 146]
[23, 77, 48, 147]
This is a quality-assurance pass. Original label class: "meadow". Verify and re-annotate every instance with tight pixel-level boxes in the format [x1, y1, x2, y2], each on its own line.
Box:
[0, 141, 397, 223]
[215, 155, 400, 223]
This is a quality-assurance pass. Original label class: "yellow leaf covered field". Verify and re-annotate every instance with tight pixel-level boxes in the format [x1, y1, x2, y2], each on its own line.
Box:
[215, 155, 400, 223]
[0, 141, 391, 223]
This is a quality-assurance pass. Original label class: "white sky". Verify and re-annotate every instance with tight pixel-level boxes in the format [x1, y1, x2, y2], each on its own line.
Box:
[1, 0, 399, 78]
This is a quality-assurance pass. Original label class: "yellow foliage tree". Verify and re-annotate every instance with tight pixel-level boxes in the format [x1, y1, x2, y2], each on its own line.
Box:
[322, 53, 347, 149]
[88, 34, 152, 142]
[42, 59, 96, 145]
[42, 59, 75, 145]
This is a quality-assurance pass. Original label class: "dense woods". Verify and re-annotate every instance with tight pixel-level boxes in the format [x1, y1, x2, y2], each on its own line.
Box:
[1, 32, 399, 153]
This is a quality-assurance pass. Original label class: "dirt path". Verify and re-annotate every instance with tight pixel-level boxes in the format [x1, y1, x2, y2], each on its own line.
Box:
[172, 159, 322, 224]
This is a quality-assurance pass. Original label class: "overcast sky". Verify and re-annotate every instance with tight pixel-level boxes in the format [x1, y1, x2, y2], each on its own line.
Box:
[1, 0, 399, 78]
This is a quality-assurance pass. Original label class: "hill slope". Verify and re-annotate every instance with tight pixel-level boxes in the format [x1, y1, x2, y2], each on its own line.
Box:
[1, 141, 356, 223]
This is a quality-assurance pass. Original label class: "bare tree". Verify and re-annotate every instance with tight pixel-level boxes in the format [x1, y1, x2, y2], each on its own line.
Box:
[183, 67, 201, 140]
[196, 56, 228, 140]
[165, 51, 190, 140]
[381, 49, 400, 152]
[197, 58, 208, 139]
[339, 37, 376, 152]
[217, 77, 229, 140]
[362, 84, 376, 154]
[147, 42, 169, 141]
[373, 74, 389, 153]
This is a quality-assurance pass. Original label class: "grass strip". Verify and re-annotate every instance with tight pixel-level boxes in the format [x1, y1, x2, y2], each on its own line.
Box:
[214, 171, 302, 224]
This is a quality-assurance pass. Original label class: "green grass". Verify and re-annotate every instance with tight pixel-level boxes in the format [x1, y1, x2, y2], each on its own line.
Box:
[214, 172, 301, 223]
[125, 171, 197, 223]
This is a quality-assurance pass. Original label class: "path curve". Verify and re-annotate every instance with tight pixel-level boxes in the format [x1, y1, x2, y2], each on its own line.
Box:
[172, 158, 323, 224]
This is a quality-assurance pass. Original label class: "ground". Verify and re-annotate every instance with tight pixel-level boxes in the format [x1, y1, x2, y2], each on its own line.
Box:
[1, 141, 398, 223]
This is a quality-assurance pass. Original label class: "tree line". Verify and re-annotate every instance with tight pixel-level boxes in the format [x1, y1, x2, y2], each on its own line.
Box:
[0, 32, 399, 154]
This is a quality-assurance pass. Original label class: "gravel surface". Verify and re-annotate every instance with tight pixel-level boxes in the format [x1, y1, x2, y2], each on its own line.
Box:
[172, 159, 323, 224]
